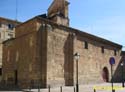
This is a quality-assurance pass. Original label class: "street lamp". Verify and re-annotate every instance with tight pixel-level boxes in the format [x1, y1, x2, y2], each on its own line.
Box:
[74, 52, 80, 92]
[121, 62, 124, 87]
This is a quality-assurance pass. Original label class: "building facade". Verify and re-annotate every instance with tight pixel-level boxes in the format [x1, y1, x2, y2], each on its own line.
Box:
[0, 17, 20, 81]
[2, 0, 123, 88]
[0, 17, 20, 41]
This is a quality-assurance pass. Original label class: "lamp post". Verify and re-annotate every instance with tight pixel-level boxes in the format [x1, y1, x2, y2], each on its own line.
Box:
[74, 52, 80, 92]
[121, 62, 124, 87]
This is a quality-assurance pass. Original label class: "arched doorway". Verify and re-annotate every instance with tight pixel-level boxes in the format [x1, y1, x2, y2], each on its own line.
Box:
[102, 67, 109, 82]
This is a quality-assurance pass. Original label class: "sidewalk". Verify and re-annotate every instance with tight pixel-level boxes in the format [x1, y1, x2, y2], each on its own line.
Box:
[23, 83, 125, 92]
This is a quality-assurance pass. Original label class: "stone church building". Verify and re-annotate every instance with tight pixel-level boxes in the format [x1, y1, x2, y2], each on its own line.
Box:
[2, 0, 123, 88]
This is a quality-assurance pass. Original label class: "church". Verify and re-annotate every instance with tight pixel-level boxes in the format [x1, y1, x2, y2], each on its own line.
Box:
[2, 0, 123, 88]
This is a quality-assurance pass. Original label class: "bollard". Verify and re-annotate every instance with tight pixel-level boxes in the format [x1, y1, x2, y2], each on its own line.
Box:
[74, 86, 75, 92]
[38, 88, 40, 92]
[94, 89, 96, 92]
[29, 85, 31, 91]
[38, 84, 40, 92]
[60, 86, 62, 92]
[48, 85, 50, 92]
[29, 87, 31, 91]
[113, 89, 115, 92]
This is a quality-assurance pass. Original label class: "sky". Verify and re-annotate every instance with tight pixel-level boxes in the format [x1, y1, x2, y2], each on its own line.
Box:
[0, 0, 125, 48]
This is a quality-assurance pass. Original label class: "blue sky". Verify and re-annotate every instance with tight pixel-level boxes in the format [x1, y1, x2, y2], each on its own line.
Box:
[0, 0, 125, 47]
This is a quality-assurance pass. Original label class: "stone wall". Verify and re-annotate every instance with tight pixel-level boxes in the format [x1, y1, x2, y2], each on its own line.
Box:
[46, 27, 74, 87]
[0, 17, 21, 82]
[74, 34, 121, 84]
[45, 23, 122, 86]
[2, 18, 39, 88]
[2, 18, 122, 89]
[0, 44, 2, 68]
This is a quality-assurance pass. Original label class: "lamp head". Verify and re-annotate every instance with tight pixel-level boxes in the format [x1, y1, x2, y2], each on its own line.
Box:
[121, 62, 124, 66]
[74, 52, 80, 60]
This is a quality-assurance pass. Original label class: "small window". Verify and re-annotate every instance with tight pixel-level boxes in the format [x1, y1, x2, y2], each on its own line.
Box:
[84, 41, 88, 49]
[114, 50, 117, 56]
[0, 68, 2, 75]
[8, 24, 14, 30]
[101, 46, 104, 53]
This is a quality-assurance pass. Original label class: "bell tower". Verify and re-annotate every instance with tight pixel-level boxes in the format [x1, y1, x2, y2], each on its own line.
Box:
[47, 0, 69, 26]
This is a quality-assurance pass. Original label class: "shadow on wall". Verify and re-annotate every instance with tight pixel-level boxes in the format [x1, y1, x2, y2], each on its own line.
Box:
[37, 24, 47, 88]
[112, 54, 125, 83]
[64, 33, 74, 86]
